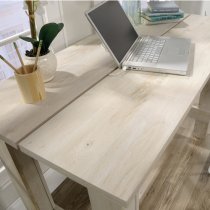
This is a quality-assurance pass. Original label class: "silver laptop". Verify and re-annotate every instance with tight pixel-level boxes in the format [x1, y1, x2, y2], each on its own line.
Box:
[86, 1, 191, 75]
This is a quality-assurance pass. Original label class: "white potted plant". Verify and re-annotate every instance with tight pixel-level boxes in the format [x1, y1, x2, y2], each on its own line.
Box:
[20, 0, 64, 82]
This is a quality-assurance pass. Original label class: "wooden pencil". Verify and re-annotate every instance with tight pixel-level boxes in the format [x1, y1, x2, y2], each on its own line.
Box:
[33, 40, 43, 72]
[0, 55, 19, 74]
[13, 42, 27, 74]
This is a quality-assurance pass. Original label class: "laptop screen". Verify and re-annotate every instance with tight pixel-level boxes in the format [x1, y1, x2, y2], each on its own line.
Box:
[87, 1, 138, 64]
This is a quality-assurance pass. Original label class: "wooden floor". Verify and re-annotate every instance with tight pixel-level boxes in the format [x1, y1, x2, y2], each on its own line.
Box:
[139, 117, 210, 210]
[52, 117, 210, 210]
[52, 179, 91, 210]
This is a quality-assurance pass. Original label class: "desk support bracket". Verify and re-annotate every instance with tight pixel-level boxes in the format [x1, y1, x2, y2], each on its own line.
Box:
[192, 80, 210, 140]
[88, 188, 139, 210]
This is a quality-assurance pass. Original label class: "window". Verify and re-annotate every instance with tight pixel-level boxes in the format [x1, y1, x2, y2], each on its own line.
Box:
[0, 1, 30, 81]
[0, 1, 31, 207]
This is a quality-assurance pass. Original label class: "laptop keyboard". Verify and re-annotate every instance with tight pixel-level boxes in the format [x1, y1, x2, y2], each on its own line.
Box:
[129, 37, 166, 63]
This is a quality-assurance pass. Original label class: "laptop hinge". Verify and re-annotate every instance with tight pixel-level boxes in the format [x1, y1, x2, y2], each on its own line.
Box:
[122, 36, 142, 65]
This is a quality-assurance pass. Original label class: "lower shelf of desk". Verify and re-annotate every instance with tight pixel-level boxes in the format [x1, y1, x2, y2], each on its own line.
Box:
[52, 178, 90, 210]
[52, 117, 210, 210]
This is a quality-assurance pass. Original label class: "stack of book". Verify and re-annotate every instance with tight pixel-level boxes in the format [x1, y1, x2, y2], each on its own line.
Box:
[140, 1, 184, 25]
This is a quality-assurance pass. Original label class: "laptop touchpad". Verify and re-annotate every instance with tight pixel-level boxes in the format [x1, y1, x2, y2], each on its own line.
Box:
[163, 47, 181, 55]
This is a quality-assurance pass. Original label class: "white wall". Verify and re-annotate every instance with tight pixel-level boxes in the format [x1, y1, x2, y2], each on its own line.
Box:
[38, 0, 210, 54]
[176, 1, 210, 16]
[62, 1, 94, 45]
[40, 1, 94, 53]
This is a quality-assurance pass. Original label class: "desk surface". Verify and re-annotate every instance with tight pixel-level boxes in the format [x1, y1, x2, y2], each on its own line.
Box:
[0, 36, 115, 148]
[0, 16, 184, 149]
[19, 15, 210, 205]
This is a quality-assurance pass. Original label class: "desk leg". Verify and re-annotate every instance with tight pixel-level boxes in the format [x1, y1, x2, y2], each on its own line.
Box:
[193, 80, 210, 140]
[88, 188, 139, 210]
[0, 141, 55, 210]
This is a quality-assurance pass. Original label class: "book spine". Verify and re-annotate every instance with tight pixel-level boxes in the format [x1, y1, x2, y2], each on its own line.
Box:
[141, 16, 180, 25]
[142, 10, 184, 17]
[150, 15, 183, 21]
[149, 8, 179, 13]
[141, 13, 183, 22]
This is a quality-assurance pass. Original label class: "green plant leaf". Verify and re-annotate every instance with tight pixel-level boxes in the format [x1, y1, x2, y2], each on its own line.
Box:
[19, 36, 37, 44]
[39, 23, 64, 54]
[19, 36, 39, 55]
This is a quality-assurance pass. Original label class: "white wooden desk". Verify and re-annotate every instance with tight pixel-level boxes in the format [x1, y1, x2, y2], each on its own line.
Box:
[0, 36, 116, 210]
[1, 15, 210, 210]
[18, 15, 210, 210]
[0, 36, 115, 149]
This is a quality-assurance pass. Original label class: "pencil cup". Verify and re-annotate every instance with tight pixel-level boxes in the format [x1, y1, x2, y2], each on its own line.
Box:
[15, 65, 45, 104]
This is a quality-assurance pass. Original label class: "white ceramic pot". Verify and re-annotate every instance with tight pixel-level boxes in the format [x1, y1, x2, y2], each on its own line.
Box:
[24, 51, 57, 83]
